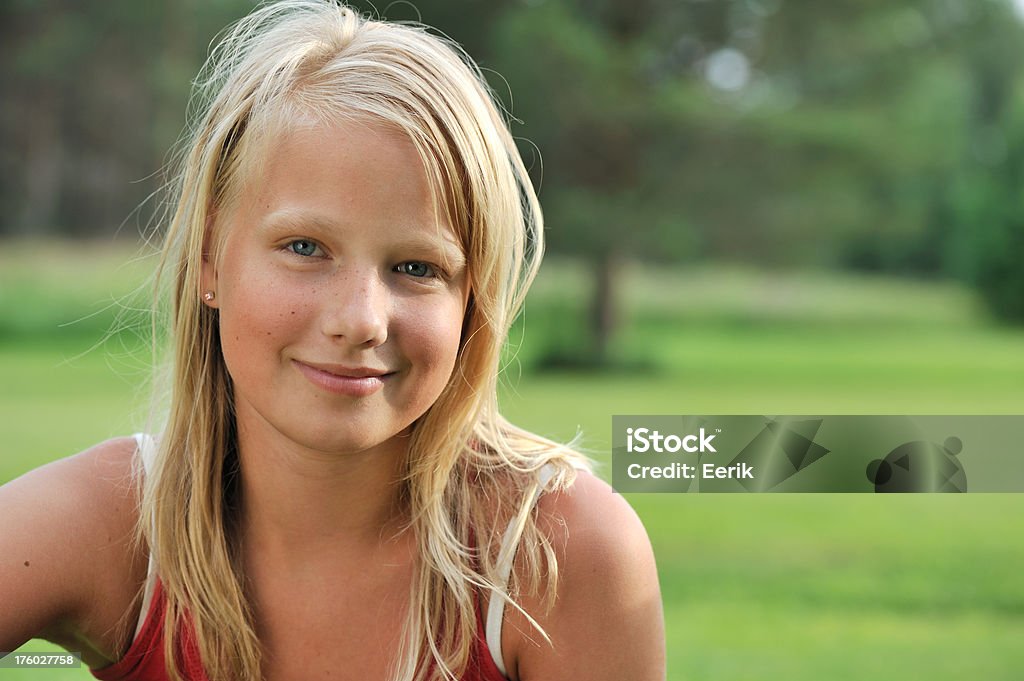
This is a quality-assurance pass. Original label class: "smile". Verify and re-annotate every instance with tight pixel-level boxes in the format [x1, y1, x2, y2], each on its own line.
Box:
[292, 360, 393, 397]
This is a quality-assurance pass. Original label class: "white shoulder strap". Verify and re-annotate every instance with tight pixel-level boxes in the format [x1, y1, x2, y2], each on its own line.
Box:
[134, 432, 157, 475]
[485, 463, 558, 677]
[132, 433, 158, 640]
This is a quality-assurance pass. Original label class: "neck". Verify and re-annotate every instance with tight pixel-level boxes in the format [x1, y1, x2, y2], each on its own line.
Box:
[234, 406, 412, 564]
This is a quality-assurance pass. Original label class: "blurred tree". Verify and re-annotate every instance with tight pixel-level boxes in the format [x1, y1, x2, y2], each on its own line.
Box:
[0, 0, 253, 236]
[2, 0, 1022, 329]
[942, 0, 1024, 321]
[492, 0, 704, 365]
[490, 0, 1024, 356]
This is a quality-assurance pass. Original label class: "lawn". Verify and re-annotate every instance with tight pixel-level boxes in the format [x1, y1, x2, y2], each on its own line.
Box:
[1, 241, 1022, 679]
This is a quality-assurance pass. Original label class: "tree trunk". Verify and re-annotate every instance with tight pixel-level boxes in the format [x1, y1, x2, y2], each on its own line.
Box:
[589, 250, 620, 366]
[19, 85, 63, 234]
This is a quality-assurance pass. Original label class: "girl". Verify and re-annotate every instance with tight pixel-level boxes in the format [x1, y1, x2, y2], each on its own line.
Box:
[0, 2, 664, 679]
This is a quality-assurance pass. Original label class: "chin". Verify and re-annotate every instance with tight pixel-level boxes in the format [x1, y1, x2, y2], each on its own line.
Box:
[291, 423, 411, 457]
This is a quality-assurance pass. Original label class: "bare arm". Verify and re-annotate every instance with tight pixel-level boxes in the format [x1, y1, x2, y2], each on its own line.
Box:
[505, 470, 666, 681]
[0, 438, 145, 667]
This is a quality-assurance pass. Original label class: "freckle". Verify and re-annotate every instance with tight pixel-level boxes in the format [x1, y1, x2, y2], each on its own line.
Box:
[24, 561, 30, 567]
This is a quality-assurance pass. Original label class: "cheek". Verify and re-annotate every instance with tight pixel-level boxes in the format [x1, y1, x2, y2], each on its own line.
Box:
[398, 300, 466, 386]
[217, 261, 314, 371]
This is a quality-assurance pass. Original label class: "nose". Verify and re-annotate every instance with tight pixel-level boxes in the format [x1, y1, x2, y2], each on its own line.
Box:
[319, 268, 388, 347]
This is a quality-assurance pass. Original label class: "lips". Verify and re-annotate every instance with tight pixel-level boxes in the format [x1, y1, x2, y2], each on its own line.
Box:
[292, 360, 393, 397]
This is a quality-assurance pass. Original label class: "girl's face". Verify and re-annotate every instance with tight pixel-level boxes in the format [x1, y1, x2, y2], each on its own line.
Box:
[202, 120, 469, 455]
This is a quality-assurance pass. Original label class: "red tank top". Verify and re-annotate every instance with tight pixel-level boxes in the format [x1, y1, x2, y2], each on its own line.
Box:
[91, 579, 507, 681]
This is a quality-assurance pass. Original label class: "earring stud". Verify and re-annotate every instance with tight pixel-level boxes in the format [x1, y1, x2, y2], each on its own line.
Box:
[203, 291, 216, 302]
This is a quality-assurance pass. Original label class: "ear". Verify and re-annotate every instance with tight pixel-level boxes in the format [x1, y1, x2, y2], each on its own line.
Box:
[200, 212, 220, 308]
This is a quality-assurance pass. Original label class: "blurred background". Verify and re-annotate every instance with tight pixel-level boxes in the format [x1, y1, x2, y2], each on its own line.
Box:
[1, 0, 1022, 679]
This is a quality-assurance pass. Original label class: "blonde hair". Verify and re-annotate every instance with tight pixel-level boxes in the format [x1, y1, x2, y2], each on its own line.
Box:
[142, 2, 588, 679]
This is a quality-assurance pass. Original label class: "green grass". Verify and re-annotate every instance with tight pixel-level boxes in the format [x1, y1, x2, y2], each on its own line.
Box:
[0, 238, 156, 342]
[644, 494, 1023, 678]
[2, 242, 1023, 680]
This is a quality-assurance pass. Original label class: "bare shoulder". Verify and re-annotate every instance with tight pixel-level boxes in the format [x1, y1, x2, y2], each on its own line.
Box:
[506, 469, 666, 681]
[0, 437, 148, 666]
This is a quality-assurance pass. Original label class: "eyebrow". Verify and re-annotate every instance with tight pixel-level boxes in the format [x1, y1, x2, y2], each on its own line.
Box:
[396, 234, 467, 271]
[258, 209, 336, 235]
[259, 209, 466, 268]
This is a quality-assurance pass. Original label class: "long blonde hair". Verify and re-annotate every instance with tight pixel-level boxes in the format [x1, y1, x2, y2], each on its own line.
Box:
[141, 2, 588, 679]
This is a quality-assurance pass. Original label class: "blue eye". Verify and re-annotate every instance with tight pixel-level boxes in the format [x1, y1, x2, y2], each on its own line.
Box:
[288, 240, 320, 257]
[396, 261, 436, 278]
